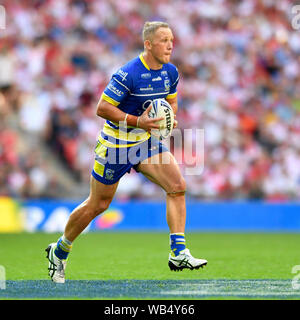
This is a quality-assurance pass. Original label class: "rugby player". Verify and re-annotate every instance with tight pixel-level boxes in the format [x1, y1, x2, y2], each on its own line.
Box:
[46, 21, 207, 283]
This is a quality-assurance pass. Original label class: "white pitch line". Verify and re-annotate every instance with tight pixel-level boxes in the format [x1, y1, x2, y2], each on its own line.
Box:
[161, 290, 300, 296]
[160, 280, 300, 297]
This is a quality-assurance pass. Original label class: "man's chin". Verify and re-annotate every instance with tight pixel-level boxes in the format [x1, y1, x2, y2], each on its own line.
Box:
[162, 56, 171, 64]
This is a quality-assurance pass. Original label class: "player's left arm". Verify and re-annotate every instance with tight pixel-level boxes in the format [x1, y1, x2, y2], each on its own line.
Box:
[166, 65, 179, 129]
[166, 95, 178, 129]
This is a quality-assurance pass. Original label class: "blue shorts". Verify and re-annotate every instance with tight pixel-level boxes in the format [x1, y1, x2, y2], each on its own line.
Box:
[91, 136, 168, 185]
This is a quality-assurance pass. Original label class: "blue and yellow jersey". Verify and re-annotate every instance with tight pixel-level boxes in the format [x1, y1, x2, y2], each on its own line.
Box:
[99, 53, 179, 148]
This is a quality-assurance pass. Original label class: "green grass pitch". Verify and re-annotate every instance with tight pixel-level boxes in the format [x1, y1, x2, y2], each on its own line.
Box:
[0, 232, 300, 299]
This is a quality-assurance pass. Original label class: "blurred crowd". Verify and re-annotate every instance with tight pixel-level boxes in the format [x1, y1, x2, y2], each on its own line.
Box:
[1, 0, 300, 201]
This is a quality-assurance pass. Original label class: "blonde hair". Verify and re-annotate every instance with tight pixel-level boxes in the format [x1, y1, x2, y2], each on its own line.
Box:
[142, 21, 170, 42]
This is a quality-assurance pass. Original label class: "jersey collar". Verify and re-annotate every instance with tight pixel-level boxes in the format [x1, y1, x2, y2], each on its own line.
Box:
[139, 53, 150, 71]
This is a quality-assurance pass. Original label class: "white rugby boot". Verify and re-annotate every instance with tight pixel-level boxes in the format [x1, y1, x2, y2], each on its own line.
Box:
[45, 243, 67, 283]
[168, 248, 207, 271]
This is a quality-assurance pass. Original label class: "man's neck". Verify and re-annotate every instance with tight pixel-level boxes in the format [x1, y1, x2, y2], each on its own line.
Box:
[142, 52, 162, 70]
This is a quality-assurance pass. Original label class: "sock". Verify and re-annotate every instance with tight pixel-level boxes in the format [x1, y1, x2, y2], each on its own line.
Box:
[170, 233, 186, 257]
[54, 235, 73, 260]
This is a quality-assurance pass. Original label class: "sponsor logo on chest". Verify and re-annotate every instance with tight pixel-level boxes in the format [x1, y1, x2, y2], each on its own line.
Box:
[141, 73, 151, 79]
[152, 76, 162, 81]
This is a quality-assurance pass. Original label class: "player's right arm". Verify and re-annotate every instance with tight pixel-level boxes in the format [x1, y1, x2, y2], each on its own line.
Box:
[96, 98, 163, 131]
[96, 65, 162, 131]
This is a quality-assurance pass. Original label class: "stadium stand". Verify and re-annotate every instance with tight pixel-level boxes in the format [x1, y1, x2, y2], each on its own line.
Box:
[1, 0, 300, 201]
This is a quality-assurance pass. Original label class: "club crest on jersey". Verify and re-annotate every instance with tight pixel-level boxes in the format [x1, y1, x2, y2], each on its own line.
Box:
[164, 79, 170, 91]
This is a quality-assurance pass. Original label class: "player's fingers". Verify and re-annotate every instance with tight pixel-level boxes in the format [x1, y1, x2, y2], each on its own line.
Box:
[145, 105, 153, 114]
[151, 117, 164, 123]
[146, 122, 160, 130]
[151, 124, 160, 129]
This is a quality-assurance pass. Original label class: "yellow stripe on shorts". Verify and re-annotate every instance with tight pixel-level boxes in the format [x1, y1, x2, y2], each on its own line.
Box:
[93, 160, 105, 177]
[95, 142, 108, 158]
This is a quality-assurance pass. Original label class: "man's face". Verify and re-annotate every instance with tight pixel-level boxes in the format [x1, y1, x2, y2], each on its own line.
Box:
[148, 27, 174, 65]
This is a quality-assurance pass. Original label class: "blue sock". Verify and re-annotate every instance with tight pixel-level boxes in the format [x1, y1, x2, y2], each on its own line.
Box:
[170, 233, 186, 257]
[54, 235, 72, 260]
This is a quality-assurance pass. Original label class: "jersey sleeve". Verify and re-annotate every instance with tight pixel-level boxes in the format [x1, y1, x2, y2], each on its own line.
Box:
[166, 65, 179, 100]
[102, 67, 132, 106]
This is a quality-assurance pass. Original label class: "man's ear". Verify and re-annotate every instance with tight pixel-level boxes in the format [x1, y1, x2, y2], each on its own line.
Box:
[144, 39, 152, 50]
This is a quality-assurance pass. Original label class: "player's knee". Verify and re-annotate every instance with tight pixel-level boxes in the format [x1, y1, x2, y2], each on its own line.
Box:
[95, 200, 111, 216]
[86, 199, 111, 219]
[168, 177, 186, 194]
[175, 177, 186, 192]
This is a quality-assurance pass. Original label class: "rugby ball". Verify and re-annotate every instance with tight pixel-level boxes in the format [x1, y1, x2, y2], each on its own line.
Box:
[148, 99, 174, 139]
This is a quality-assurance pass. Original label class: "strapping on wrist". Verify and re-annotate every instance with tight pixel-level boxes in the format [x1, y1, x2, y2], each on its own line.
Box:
[125, 113, 138, 127]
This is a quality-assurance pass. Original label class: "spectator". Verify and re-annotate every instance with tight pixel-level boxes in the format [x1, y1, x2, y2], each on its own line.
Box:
[0, 0, 299, 201]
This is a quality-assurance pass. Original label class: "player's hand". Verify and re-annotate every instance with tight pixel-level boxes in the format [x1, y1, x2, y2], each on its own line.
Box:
[138, 105, 164, 132]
